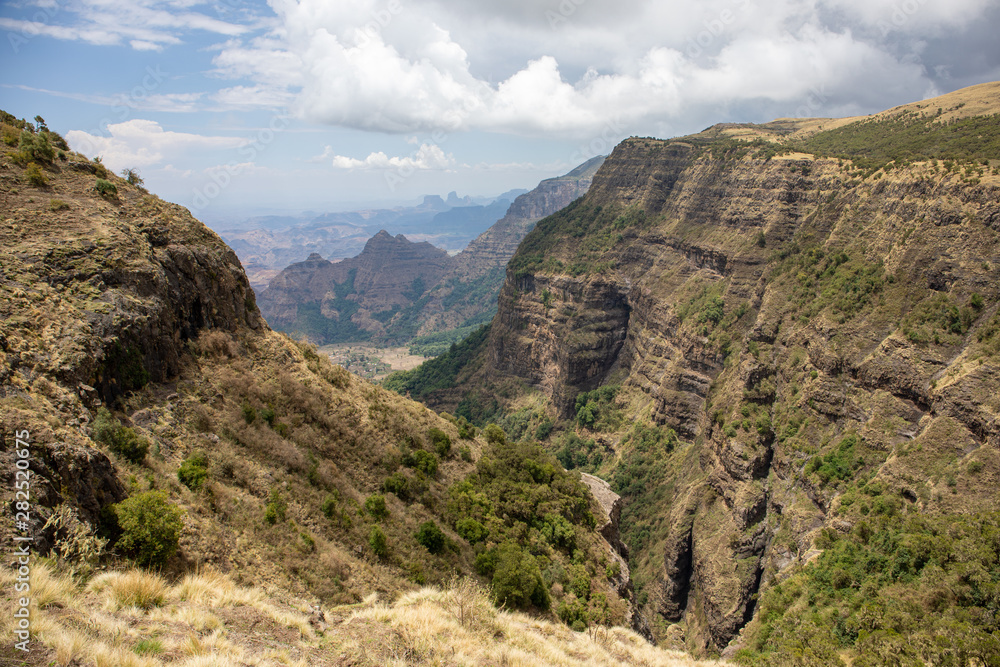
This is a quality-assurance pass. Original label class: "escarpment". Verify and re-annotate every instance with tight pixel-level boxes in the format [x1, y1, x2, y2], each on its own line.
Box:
[425, 99, 1000, 656]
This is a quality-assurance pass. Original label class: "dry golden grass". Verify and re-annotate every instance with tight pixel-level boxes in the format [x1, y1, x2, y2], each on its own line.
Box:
[87, 569, 170, 610]
[6, 565, 725, 666]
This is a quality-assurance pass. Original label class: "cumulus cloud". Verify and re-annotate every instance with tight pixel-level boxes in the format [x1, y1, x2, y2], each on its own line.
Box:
[328, 144, 455, 170]
[66, 120, 246, 171]
[203, 0, 996, 138]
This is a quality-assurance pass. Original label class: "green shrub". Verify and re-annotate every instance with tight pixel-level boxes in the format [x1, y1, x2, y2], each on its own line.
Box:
[112, 490, 184, 567]
[415, 520, 446, 554]
[459, 445, 472, 462]
[491, 542, 549, 610]
[483, 423, 506, 446]
[321, 496, 337, 518]
[428, 427, 452, 457]
[49, 199, 69, 211]
[177, 452, 208, 491]
[241, 400, 256, 424]
[369, 525, 388, 559]
[383, 472, 410, 499]
[17, 130, 54, 164]
[92, 407, 149, 464]
[264, 488, 286, 525]
[364, 494, 389, 520]
[95, 178, 118, 198]
[410, 449, 439, 476]
[25, 162, 46, 187]
[455, 517, 488, 544]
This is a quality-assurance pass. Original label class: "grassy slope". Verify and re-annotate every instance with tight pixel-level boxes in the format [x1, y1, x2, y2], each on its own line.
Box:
[0, 564, 726, 667]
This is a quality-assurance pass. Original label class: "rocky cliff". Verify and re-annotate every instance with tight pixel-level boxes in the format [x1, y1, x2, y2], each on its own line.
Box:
[403, 83, 1000, 660]
[415, 156, 605, 334]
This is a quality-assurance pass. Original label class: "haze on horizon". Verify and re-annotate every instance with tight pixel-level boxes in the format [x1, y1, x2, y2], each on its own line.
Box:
[2, 0, 999, 226]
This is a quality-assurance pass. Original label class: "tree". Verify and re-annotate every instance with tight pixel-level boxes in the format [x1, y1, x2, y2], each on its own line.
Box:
[491, 542, 549, 610]
[415, 521, 446, 554]
[113, 491, 184, 567]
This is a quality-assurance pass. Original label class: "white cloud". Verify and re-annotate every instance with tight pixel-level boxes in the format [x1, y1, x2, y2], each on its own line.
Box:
[66, 119, 246, 171]
[2, 0, 249, 51]
[201, 0, 994, 139]
[329, 144, 455, 170]
[6, 85, 206, 113]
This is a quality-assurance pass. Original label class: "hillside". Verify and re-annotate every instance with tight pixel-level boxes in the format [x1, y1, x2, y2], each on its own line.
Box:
[383, 83, 1000, 663]
[0, 112, 658, 664]
[1, 565, 723, 667]
[257, 157, 604, 349]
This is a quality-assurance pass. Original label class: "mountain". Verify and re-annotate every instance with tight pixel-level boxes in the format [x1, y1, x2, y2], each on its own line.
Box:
[0, 110, 658, 664]
[257, 230, 457, 342]
[383, 82, 1000, 662]
[257, 157, 604, 347]
[222, 192, 520, 290]
[415, 155, 606, 335]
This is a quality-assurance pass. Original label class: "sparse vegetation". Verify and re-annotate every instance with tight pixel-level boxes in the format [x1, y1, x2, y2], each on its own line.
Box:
[92, 407, 150, 464]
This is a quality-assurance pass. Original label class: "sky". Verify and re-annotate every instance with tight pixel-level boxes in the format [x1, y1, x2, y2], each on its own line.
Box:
[1, 0, 999, 226]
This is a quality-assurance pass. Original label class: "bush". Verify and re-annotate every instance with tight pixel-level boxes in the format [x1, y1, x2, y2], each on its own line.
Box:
[409, 449, 439, 476]
[364, 494, 389, 520]
[483, 423, 506, 446]
[241, 400, 257, 424]
[369, 525, 388, 559]
[383, 472, 410, 499]
[321, 496, 337, 519]
[491, 542, 549, 610]
[428, 427, 452, 457]
[415, 520, 446, 554]
[92, 407, 149, 464]
[455, 517, 488, 544]
[121, 168, 144, 187]
[25, 162, 46, 187]
[49, 199, 69, 212]
[177, 452, 209, 491]
[112, 491, 184, 567]
[95, 178, 118, 198]
[264, 488, 286, 525]
[17, 130, 54, 164]
[459, 445, 472, 462]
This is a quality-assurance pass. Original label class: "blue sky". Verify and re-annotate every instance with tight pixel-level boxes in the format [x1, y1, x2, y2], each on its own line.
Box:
[2, 0, 999, 226]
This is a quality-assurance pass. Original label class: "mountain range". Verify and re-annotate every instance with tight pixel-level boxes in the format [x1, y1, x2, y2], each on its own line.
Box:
[222, 189, 526, 290]
[257, 156, 605, 345]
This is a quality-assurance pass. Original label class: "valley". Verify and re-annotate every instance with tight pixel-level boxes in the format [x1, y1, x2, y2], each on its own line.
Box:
[2, 80, 999, 667]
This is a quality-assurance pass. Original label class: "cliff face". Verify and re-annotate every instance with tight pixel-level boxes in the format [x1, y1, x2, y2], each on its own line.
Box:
[0, 138, 261, 541]
[450, 104, 1000, 653]
[414, 156, 605, 335]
